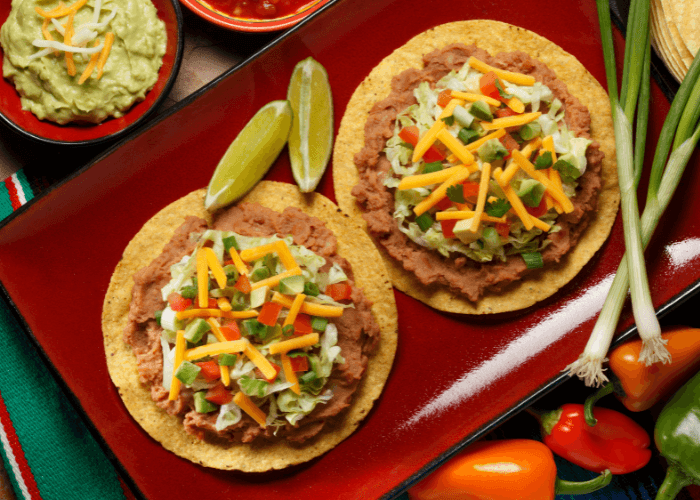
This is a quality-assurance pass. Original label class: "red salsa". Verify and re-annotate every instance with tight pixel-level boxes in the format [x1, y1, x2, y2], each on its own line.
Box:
[206, 0, 315, 19]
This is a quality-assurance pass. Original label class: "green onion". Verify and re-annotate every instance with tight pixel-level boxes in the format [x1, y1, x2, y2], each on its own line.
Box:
[415, 213, 434, 231]
[567, 0, 700, 386]
[521, 252, 543, 269]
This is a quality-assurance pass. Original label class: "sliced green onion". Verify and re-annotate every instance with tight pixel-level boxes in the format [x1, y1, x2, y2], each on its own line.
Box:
[521, 252, 543, 269]
[415, 213, 434, 231]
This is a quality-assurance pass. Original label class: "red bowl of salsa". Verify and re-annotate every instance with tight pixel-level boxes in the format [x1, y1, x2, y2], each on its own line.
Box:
[180, 0, 332, 32]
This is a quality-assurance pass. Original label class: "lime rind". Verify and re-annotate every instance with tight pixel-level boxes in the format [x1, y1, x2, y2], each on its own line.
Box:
[287, 57, 334, 193]
[205, 100, 293, 211]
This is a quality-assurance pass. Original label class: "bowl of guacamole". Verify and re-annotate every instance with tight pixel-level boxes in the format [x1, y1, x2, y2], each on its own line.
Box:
[0, 0, 183, 145]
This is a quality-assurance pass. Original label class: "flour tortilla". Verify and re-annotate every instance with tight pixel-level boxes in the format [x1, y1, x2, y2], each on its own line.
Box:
[333, 20, 618, 314]
[102, 181, 398, 471]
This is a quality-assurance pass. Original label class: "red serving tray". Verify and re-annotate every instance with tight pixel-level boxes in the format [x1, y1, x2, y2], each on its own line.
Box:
[0, 0, 697, 498]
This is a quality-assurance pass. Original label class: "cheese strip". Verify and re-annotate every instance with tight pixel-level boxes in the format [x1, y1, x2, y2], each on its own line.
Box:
[63, 12, 76, 76]
[481, 112, 541, 131]
[511, 150, 574, 213]
[196, 248, 209, 308]
[468, 57, 536, 85]
[450, 91, 500, 107]
[280, 353, 300, 395]
[204, 318, 232, 385]
[228, 247, 248, 276]
[168, 330, 186, 401]
[249, 266, 302, 291]
[541, 135, 562, 212]
[203, 247, 227, 289]
[243, 343, 277, 380]
[500, 138, 543, 185]
[465, 128, 506, 152]
[505, 96, 526, 113]
[269, 333, 320, 355]
[274, 240, 299, 270]
[78, 40, 101, 84]
[436, 129, 475, 165]
[493, 169, 534, 230]
[398, 166, 468, 190]
[499, 162, 521, 186]
[216, 297, 232, 312]
[271, 292, 344, 317]
[36, 0, 88, 18]
[239, 241, 279, 262]
[96, 32, 113, 79]
[234, 392, 267, 428]
[283, 293, 306, 327]
[435, 211, 507, 224]
[470, 162, 492, 232]
[184, 339, 248, 361]
[412, 120, 446, 163]
[413, 168, 472, 216]
[176, 309, 258, 320]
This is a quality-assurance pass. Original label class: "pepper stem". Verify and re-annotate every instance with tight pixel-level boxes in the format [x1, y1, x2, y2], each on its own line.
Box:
[655, 464, 693, 500]
[555, 469, 613, 495]
[584, 383, 615, 426]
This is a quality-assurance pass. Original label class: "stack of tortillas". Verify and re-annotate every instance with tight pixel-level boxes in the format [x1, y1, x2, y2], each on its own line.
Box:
[650, 0, 699, 82]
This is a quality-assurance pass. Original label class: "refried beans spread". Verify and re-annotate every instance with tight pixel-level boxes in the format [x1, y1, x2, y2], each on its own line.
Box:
[351, 44, 604, 301]
[123, 203, 380, 444]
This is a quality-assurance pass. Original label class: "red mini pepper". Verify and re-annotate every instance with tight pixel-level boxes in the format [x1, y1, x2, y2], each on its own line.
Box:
[408, 439, 611, 500]
[585, 327, 700, 419]
[537, 403, 651, 475]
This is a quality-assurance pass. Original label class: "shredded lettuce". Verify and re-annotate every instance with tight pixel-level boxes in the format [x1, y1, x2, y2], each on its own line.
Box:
[215, 402, 242, 431]
[276, 389, 334, 426]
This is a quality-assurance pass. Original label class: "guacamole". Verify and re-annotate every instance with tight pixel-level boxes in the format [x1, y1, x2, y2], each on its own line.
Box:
[0, 0, 167, 124]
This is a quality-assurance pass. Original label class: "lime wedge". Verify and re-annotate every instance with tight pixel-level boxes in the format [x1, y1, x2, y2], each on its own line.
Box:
[205, 100, 293, 211]
[287, 57, 334, 193]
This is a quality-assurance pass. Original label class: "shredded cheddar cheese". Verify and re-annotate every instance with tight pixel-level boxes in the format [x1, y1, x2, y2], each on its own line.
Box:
[271, 292, 344, 317]
[450, 90, 500, 107]
[398, 166, 468, 191]
[168, 330, 186, 401]
[511, 150, 574, 213]
[280, 353, 301, 395]
[435, 211, 507, 224]
[234, 392, 267, 428]
[412, 120, 447, 163]
[413, 168, 471, 216]
[470, 162, 492, 233]
[282, 293, 306, 328]
[269, 333, 320, 355]
[184, 339, 248, 361]
[481, 112, 542, 131]
[468, 56, 536, 86]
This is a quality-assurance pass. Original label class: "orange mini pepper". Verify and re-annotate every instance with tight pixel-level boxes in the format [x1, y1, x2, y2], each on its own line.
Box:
[408, 439, 611, 500]
[585, 326, 700, 422]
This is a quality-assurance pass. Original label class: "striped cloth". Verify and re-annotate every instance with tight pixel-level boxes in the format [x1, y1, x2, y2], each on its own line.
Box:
[0, 171, 33, 218]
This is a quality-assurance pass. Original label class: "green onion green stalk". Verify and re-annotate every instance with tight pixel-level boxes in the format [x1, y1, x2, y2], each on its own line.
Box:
[566, 0, 700, 386]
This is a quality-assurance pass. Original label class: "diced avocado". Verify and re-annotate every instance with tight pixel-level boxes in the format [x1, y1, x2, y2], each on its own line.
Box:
[481, 226, 502, 249]
[193, 391, 218, 413]
[160, 306, 183, 332]
[303, 281, 320, 296]
[534, 151, 553, 170]
[452, 218, 482, 244]
[518, 122, 542, 141]
[184, 318, 211, 343]
[175, 360, 200, 385]
[311, 316, 329, 331]
[278, 275, 305, 295]
[477, 138, 508, 163]
[553, 153, 582, 182]
[453, 105, 474, 127]
[249, 285, 269, 308]
[250, 262, 270, 282]
[415, 213, 434, 231]
[517, 179, 546, 208]
[469, 100, 493, 122]
[206, 333, 218, 344]
[222, 235, 239, 252]
[218, 353, 237, 366]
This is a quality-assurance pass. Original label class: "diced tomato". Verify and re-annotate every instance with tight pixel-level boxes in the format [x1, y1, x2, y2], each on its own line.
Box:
[234, 274, 251, 294]
[196, 360, 221, 381]
[219, 321, 241, 341]
[461, 181, 480, 198]
[437, 89, 453, 107]
[168, 293, 192, 312]
[495, 107, 520, 119]
[495, 222, 511, 238]
[479, 71, 502, 100]
[326, 282, 353, 301]
[223, 259, 234, 266]
[293, 314, 314, 335]
[499, 132, 520, 159]
[435, 196, 453, 211]
[257, 302, 283, 326]
[255, 362, 281, 383]
[398, 126, 445, 163]
[525, 196, 548, 218]
[440, 219, 458, 239]
[289, 356, 309, 372]
[205, 383, 233, 405]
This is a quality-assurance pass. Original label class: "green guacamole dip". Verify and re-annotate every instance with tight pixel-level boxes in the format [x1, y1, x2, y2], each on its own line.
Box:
[1, 0, 167, 124]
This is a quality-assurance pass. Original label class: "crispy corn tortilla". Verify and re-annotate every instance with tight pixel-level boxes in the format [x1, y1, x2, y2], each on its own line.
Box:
[333, 20, 619, 314]
[102, 181, 398, 471]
